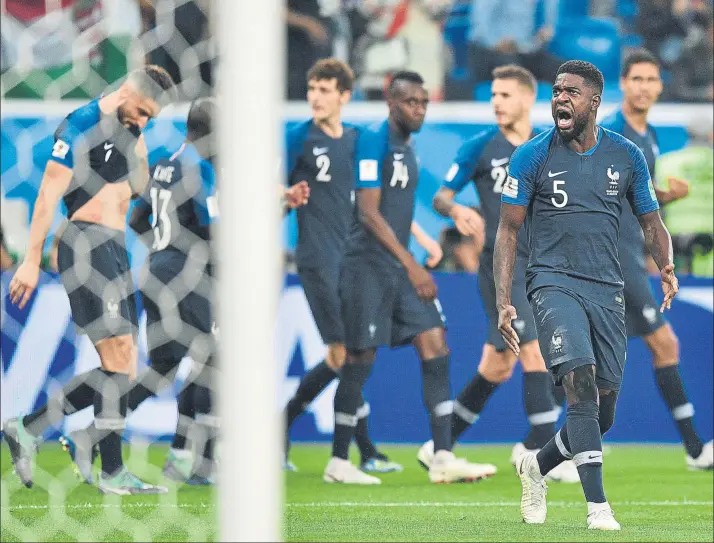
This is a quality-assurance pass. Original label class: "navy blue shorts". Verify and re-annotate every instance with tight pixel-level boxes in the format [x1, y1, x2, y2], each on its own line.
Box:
[340, 261, 445, 352]
[141, 251, 215, 364]
[530, 286, 626, 391]
[479, 250, 538, 351]
[298, 264, 344, 344]
[621, 252, 666, 337]
[57, 221, 137, 343]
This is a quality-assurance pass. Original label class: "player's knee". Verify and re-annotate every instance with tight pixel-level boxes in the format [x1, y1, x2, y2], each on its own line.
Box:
[478, 354, 514, 383]
[346, 349, 376, 365]
[414, 327, 449, 361]
[326, 343, 346, 370]
[648, 325, 679, 368]
[96, 335, 136, 374]
[562, 365, 598, 404]
[598, 389, 618, 436]
[518, 341, 547, 372]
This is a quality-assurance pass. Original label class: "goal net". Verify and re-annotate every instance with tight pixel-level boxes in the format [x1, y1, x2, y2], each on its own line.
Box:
[1, 1, 281, 541]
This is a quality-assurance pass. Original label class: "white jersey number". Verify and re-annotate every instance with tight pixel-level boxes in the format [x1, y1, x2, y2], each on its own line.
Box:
[389, 161, 409, 189]
[316, 155, 332, 182]
[150, 187, 172, 250]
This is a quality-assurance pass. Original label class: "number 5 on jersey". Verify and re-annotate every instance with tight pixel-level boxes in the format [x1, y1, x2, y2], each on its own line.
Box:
[551, 180, 568, 208]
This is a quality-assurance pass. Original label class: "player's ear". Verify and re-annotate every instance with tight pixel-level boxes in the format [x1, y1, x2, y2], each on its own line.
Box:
[591, 93, 601, 111]
[340, 90, 352, 106]
[619, 77, 626, 93]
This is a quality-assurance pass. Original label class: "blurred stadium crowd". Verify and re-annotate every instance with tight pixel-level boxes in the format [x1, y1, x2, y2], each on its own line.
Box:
[1, 0, 712, 276]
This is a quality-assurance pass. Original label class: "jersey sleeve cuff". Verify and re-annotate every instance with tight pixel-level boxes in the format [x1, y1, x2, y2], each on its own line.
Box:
[356, 180, 381, 189]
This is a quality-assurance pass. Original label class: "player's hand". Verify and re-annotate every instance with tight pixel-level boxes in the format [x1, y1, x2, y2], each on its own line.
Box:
[422, 237, 443, 268]
[660, 263, 679, 312]
[666, 177, 690, 202]
[407, 264, 437, 302]
[451, 204, 483, 237]
[303, 17, 329, 45]
[8, 260, 41, 309]
[497, 304, 520, 355]
[286, 181, 310, 209]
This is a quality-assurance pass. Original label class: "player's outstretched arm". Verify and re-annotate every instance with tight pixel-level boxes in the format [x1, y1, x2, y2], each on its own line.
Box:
[654, 177, 690, 206]
[433, 187, 483, 237]
[358, 188, 436, 301]
[411, 221, 443, 268]
[9, 160, 72, 308]
[494, 202, 527, 355]
[638, 210, 679, 312]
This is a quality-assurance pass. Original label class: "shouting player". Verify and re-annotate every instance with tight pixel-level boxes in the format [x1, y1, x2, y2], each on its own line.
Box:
[424, 65, 578, 483]
[600, 49, 712, 470]
[495, 61, 678, 530]
[325, 70, 496, 485]
[4, 66, 177, 494]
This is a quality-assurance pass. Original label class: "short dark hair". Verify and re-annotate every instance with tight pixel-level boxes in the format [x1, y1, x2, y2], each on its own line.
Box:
[621, 48, 660, 78]
[128, 64, 177, 106]
[492, 65, 537, 93]
[307, 58, 354, 92]
[555, 60, 604, 94]
[387, 70, 425, 97]
[187, 97, 214, 143]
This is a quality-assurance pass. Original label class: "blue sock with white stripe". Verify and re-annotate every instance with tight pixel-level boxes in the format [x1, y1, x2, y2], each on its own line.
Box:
[331, 362, 373, 460]
[567, 400, 606, 504]
[522, 371, 560, 449]
[450, 371, 498, 446]
[421, 355, 453, 453]
[655, 365, 704, 459]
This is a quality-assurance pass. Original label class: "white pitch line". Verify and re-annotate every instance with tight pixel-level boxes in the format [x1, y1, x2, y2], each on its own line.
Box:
[2, 500, 711, 512]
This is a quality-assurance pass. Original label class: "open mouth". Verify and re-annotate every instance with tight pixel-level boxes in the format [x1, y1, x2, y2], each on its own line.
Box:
[556, 109, 574, 130]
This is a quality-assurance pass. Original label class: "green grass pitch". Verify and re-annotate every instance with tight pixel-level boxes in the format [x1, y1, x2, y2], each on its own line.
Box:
[2, 442, 712, 541]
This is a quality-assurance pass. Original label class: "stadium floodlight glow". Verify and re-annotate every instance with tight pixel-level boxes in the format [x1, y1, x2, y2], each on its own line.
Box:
[217, 0, 283, 541]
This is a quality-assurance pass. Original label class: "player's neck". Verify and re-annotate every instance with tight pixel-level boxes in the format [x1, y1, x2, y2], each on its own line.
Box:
[98, 91, 121, 115]
[314, 116, 344, 139]
[388, 117, 411, 142]
[621, 102, 649, 134]
[566, 124, 599, 154]
[500, 118, 532, 146]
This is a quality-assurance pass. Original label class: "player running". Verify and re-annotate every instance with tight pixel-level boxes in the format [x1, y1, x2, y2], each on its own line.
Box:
[423, 65, 578, 483]
[283, 59, 441, 475]
[496, 60, 678, 530]
[325, 70, 496, 485]
[600, 48, 712, 470]
[4, 66, 177, 494]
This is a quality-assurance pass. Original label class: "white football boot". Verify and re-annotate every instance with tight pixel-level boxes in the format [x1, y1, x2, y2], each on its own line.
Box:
[323, 457, 381, 485]
[686, 440, 713, 470]
[428, 449, 497, 483]
[587, 502, 621, 530]
[510, 442, 579, 483]
[515, 452, 548, 524]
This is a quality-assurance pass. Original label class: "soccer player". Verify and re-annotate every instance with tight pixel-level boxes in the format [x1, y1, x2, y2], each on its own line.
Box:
[60, 98, 222, 486]
[495, 61, 678, 530]
[424, 65, 578, 483]
[4, 66, 177, 494]
[600, 49, 712, 470]
[283, 58, 403, 474]
[325, 70, 496, 484]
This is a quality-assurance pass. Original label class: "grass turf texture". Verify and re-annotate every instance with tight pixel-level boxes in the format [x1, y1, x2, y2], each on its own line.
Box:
[2, 443, 712, 542]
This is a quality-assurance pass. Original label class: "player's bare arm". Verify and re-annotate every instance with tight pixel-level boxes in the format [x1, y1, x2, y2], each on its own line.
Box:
[654, 177, 690, 205]
[432, 187, 483, 237]
[9, 160, 72, 309]
[357, 187, 436, 301]
[494, 202, 527, 354]
[284, 181, 310, 212]
[129, 134, 150, 197]
[410, 221, 443, 268]
[637, 209, 679, 312]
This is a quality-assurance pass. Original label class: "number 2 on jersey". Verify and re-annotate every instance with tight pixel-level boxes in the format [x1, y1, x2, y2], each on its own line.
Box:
[491, 165, 508, 193]
[316, 154, 331, 182]
[150, 187, 172, 250]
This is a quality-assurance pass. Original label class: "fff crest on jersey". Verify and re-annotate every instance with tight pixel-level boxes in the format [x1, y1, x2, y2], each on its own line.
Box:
[606, 165, 619, 196]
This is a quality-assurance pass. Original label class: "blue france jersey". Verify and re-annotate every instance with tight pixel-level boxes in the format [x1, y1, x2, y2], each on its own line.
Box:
[286, 121, 359, 265]
[443, 126, 537, 255]
[600, 109, 659, 269]
[134, 143, 218, 261]
[347, 119, 420, 268]
[50, 98, 138, 219]
[501, 127, 660, 309]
